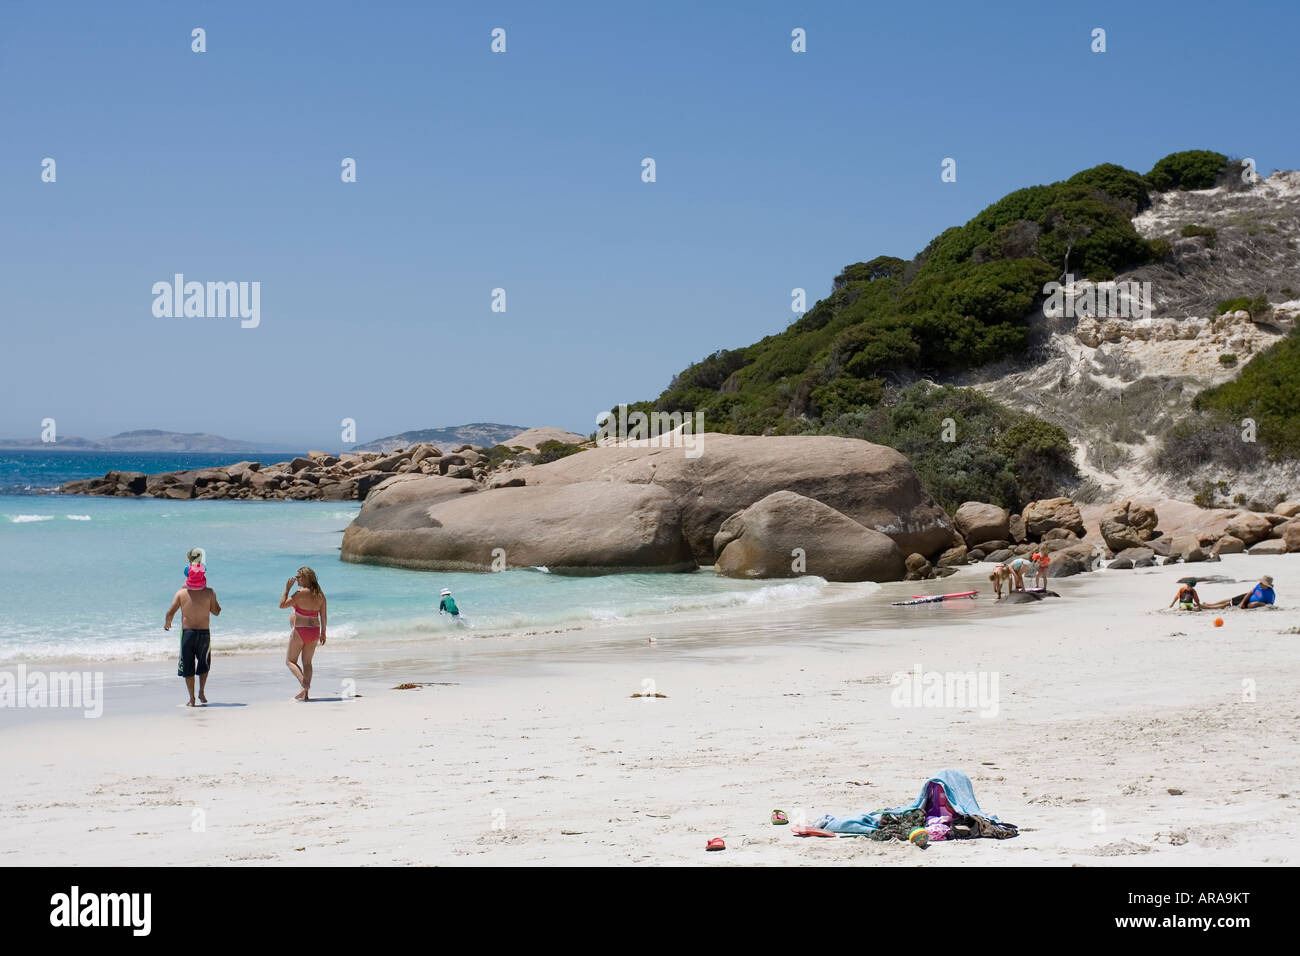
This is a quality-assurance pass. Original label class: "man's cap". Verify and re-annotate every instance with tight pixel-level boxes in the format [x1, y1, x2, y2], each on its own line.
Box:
[1261, 575, 1274, 587]
[440, 588, 452, 596]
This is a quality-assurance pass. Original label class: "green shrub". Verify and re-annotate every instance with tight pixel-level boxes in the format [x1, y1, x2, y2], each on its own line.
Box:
[1219, 353, 1237, 366]
[1215, 294, 1269, 317]
[1146, 150, 1229, 191]
[1195, 328, 1300, 457]
[810, 376, 883, 419]
[817, 383, 1078, 512]
[1179, 224, 1217, 247]
[1154, 417, 1265, 474]
[1066, 163, 1152, 211]
[532, 440, 584, 464]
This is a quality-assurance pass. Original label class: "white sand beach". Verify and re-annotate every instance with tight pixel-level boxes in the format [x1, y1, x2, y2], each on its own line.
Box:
[3, 555, 1298, 866]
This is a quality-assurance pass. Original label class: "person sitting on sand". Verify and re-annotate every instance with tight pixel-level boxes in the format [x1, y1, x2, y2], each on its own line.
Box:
[1201, 575, 1276, 610]
[280, 567, 327, 701]
[164, 564, 221, 706]
[1243, 575, 1276, 608]
[1168, 579, 1202, 611]
[439, 588, 460, 618]
[1032, 551, 1050, 589]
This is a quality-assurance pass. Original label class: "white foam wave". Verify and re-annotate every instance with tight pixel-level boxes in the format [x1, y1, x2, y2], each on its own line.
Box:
[65, 514, 91, 521]
[9, 514, 54, 523]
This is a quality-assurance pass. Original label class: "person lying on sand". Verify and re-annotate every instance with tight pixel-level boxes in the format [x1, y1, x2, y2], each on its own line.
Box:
[1201, 575, 1276, 610]
[1168, 580, 1203, 611]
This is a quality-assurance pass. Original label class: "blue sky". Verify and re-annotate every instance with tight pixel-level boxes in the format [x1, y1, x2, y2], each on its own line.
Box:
[2, 0, 1296, 448]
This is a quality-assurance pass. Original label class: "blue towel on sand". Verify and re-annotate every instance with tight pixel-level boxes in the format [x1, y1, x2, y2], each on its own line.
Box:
[814, 768, 999, 834]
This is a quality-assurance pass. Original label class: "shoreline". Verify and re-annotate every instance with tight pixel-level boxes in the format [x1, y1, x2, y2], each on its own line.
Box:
[3, 554, 1295, 865]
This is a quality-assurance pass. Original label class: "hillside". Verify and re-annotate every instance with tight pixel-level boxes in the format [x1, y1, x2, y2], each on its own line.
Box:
[353, 423, 529, 453]
[628, 151, 1300, 511]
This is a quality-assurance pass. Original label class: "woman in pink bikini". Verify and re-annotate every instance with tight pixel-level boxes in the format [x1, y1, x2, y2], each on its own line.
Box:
[279, 566, 327, 700]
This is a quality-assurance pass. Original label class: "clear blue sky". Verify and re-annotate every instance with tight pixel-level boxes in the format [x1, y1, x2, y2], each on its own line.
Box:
[2, 0, 1296, 448]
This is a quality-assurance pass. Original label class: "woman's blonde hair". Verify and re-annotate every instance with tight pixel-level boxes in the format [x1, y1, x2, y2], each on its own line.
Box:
[297, 566, 324, 597]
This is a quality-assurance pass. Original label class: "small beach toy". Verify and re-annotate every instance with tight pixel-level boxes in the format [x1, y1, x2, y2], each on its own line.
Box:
[706, 837, 725, 851]
[908, 827, 929, 849]
[771, 810, 788, 825]
[1214, 618, 1224, 627]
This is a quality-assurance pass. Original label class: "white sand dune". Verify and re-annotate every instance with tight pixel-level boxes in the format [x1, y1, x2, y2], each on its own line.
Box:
[2, 555, 1297, 866]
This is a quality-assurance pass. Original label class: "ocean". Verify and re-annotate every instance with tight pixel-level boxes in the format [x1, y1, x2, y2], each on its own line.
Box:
[0, 452, 859, 664]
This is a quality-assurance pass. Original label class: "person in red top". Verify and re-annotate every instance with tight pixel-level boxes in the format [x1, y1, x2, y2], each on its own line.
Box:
[1031, 551, 1050, 589]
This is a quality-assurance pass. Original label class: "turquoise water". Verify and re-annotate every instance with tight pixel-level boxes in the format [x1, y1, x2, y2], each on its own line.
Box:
[0, 494, 849, 664]
[0, 449, 289, 494]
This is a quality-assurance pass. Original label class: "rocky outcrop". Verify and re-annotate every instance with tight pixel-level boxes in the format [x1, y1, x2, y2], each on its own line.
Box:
[1048, 543, 1099, 577]
[1098, 500, 1159, 551]
[342, 481, 693, 573]
[495, 433, 953, 562]
[712, 491, 906, 582]
[59, 443, 470, 502]
[504, 426, 588, 450]
[953, 501, 1010, 547]
[1225, 512, 1273, 546]
[340, 433, 950, 576]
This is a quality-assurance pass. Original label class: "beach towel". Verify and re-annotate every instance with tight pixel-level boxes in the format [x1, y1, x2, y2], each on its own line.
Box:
[813, 768, 1016, 837]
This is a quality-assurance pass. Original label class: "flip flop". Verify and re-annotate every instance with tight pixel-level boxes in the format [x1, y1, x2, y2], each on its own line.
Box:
[791, 825, 837, 838]
[705, 837, 725, 851]
[771, 810, 789, 825]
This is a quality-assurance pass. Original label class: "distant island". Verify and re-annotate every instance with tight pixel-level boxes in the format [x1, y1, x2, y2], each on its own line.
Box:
[0, 430, 301, 455]
[0, 423, 571, 456]
[354, 423, 531, 453]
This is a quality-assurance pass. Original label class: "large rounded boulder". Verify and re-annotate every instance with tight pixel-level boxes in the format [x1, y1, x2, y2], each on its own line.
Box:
[1226, 512, 1272, 546]
[953, 501, 1010, 547]
[341, 481, 693, 573]
[1022, 497, 1085, 539]
[499, 433, 952, 561]
[712, 491, 906, 582]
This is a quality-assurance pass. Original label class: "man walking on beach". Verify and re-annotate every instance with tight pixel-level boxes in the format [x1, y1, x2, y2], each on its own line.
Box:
[165, 564, 221, 706]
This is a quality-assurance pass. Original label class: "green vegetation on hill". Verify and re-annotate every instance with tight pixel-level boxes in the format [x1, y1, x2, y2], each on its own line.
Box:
[816, 383, 1078, 513]
[646, 157, 1189, 440]
[626, 152, 1240, 508]
[1145, 149, 1229, 192]
[1193, 328, 1300, 458]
